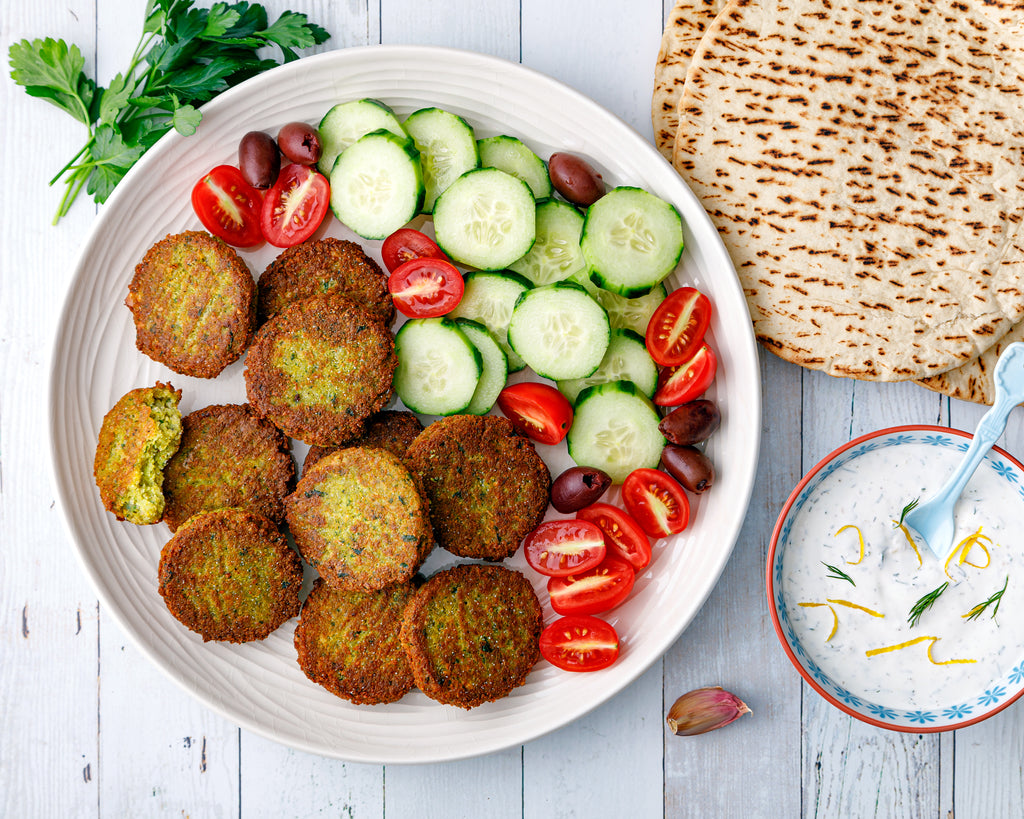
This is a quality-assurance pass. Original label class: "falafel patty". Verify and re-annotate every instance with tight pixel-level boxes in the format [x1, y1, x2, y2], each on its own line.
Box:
[286, 446, 432, 591]
[158, 507, 302, 643]
[244, 294, 397, 447]
[126, 231, 256, 378]
[405, 414, 550, 560]
[400, 564, 542, 709]
[294, 578, 416, 704]
[302, 409, 424, 476]
[257, 237, 394, 327]
[93, 382, 182, 525]
[162, 403, 295, 531]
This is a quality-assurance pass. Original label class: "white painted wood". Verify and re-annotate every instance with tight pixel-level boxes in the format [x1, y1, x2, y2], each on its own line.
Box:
[7, 0, 1024, 816]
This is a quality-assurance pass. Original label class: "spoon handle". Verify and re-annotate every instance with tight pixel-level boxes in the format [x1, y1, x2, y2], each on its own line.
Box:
[932, 395, 1015, 510]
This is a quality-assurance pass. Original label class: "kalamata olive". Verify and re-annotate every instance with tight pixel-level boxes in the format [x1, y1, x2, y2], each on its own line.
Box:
[238, 130, 280, 189]
[550, 466, 612, 513]
[660, 445, 715, 494]
[659, 399, 721, 446]
[548, 152, 605, 207]
[277, 121, 323, 165]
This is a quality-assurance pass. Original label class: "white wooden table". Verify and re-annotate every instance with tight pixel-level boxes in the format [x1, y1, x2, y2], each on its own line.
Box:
[4, 1, 1023, 816]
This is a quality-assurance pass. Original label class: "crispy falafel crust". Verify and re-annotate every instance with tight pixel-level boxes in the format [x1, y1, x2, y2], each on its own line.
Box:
[294, 579, 416, 704]
[93, 382, 182, 525]
[161, 403, 295, 532]
[302, 410, 424, 476]
[286, 446, 432, 591]
[126, 231, 256, 378]
[400, 564, 542, 709]
[257, 237, 394, 327]
[405, 415, 550, 560]
[244, 294, 397, 447]
[158, 508, 302, 643]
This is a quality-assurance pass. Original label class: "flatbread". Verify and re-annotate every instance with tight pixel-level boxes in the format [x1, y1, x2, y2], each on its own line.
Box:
[652, 0, 728, 160]
[917, 323, 1024, 404]
[671, 0, 1024, 381]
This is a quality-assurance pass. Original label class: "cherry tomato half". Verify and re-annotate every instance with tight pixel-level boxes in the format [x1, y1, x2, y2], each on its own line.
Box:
[260, 163, 330, 248]
[645, 286, 712, 367]
[382, 227, 450, 273]
[577, 502, 652, 572]
[653, 344, 717, 407]
[497, 382, 573, 445]
[539, 615, 620, 672]
[191, 165, 263, 247]
[547, 556, 635, 616]
[523, 519, 606, 577]
[621, 468, 690, 539]
[388, 257, 465, 318]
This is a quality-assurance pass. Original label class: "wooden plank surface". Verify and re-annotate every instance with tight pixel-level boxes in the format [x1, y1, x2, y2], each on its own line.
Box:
[4, 0, 1024, 816]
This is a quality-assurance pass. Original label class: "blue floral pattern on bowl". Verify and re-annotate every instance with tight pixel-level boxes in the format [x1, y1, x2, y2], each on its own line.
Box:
[769, 428, 1024, 732]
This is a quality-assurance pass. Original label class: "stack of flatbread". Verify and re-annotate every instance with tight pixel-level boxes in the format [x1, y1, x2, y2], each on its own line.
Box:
[653, 0, 1024, 404]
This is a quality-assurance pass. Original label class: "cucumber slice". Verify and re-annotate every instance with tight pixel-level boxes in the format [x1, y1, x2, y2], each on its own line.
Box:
[507, 281, 610, 381]
[433, 168, 537, 270]
[317, 98, 407, 175]
[557, 329, 658, 404]
[329, 130, 424, 240]
[403, 107, 480, 213]
[567, 381, 666, 484]
[394, 318, 482, 416]
[509, 198, 586, 286]
[455, 319, 508, 415]
[447, 270, 532, 373]
[477, 135, 553, 199]
[581, 186, 684, 297]
[593, 282, 668, 336]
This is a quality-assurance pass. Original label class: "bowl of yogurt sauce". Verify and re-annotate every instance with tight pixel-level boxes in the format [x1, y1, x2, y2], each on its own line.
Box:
[768, 425, 1024, 731]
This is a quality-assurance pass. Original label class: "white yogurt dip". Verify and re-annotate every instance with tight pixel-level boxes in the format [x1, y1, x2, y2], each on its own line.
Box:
[780, 435, 1023, 710]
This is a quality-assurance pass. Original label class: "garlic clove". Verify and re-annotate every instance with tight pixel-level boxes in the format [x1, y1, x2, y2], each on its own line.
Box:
[666, 686, 752, 735]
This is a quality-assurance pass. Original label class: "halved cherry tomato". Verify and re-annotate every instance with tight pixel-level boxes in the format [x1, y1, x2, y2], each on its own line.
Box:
[388, 257, 465, 318]
[523, 519, 606, 577]
[621, 468, 690, 538]
[382, 227, 450, 273]
[260, 163, 330, 248]
[191, 165, 263, 247]
[547, 556, 635, 616]
[539, 615, 620, 672]
[497, 382, 573, 445]
[645, 286, 712, 367]
[653, 344, 717, 407]
[577, 502, 652, 572]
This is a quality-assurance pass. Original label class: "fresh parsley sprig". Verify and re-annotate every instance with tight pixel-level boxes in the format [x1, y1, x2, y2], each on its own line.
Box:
[963, 576, 1008, 622]
[9, 0, 329, 223]
[908, 581, 948, 627]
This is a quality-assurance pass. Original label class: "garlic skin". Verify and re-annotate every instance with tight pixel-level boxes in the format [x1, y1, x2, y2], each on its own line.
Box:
[666, 687, 752, 735]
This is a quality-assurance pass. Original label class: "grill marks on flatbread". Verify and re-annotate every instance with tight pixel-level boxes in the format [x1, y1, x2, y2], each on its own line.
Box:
[652, 0, 728, 159]
[668, 0, 1024, 382]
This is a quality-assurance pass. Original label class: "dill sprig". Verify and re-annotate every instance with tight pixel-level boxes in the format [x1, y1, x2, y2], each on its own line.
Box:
[894, 498, 919, 529]
[908, 581, 948, 627]
[963, 576, 1009, 622]
[822, 562, 856, 586]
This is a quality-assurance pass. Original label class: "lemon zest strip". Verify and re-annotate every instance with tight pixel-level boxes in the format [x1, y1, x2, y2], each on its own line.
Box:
[826, 599, 885, 618]
[894, 522, 923, 568]
[866, 635, 975, 665]
[799, 601, 838, 641]
[835, 524, 866, 565]
[944, 527, 992, 578]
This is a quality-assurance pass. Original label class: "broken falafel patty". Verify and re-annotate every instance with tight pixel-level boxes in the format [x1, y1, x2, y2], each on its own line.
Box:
[257, 237, 394, 327]
[400, 563, 542, 709]
[93, 382, 182, 525]
[158, 507, 302, 643]
[244, 293, 397, 447]
[294, 578, 416, 705]
[302, 409, 424, 477]
[286, 446, 432, 591]
[405, 414, 550, 561]
[126, 231, 256, 378]
[161, 403, 295, 532]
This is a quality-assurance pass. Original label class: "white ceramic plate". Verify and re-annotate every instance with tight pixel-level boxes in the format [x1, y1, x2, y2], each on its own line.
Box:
[48, 45, 761, 763]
